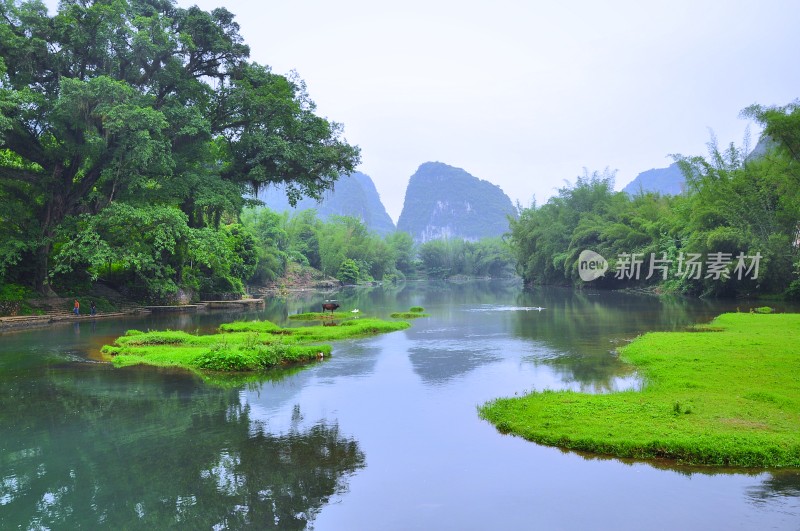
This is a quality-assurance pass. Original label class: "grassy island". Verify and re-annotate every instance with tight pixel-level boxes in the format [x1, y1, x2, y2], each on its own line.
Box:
[480, 313, 800, 467]
[390, 306, 429, 319]
[102, 318, 410, 373]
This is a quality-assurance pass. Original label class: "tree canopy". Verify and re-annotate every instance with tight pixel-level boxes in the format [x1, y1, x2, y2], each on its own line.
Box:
[509, 102, 800, 298]
[0, 0, 359, 295]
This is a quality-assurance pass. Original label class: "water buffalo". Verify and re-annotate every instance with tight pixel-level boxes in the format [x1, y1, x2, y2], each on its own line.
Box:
[321, 302, 340, 314]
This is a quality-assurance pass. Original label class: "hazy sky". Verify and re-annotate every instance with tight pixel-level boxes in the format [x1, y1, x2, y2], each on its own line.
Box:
[44, 0, 800, 222]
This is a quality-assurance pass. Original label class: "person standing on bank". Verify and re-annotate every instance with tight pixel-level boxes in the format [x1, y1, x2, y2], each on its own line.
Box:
[90, 301, 96, 316]
[73, 299, 80, 316]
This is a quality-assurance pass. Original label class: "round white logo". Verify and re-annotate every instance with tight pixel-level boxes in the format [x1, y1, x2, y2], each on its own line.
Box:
[578, 250, 608, 281]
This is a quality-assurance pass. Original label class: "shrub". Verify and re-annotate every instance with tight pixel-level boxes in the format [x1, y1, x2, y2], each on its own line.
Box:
[785, 279, 800, 300]
[337, 258, 360, 284]
[0, 283, 40, 316]
[194, 344, 257, 371]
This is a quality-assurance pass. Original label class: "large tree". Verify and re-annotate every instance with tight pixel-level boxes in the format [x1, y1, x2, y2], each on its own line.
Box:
[0, 0, 359, 293]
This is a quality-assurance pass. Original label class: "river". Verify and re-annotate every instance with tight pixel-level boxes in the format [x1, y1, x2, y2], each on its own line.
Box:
[1, 281, 798, 530]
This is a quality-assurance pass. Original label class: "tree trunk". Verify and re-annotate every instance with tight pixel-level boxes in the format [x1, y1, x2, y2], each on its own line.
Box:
[34, 239, 57, 297]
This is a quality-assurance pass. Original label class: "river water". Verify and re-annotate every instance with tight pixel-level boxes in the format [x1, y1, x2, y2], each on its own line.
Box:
[1, 281, 798, 530]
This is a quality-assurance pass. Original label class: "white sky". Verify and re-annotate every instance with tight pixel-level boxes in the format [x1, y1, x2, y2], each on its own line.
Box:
[44, 0, 800, 222]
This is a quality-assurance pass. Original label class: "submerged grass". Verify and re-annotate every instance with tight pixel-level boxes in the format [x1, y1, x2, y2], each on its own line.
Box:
[103, 318, 409, 374]
[390, 307, 429, 319]
[479, 313, 800, 468]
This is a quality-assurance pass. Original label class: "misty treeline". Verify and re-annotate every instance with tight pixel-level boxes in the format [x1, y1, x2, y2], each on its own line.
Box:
[509, 101, 800, 298]
[241, 208, 515, 286]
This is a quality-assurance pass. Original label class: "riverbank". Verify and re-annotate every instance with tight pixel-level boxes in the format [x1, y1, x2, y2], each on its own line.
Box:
[0, 298, 265, 333]
[254, 262, 341, 295]
[0, 311, 149, 332]
[480, 312, 800, 467]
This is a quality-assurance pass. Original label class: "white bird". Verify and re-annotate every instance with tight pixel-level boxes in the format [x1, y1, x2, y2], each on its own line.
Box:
[351, 308, 360, 318]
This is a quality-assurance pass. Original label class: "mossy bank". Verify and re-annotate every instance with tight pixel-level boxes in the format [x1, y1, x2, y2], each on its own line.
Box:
[102, 318, 410, 373]
[480, 313, 800, 467]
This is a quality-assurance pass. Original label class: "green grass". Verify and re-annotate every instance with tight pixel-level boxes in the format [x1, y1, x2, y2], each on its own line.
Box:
[221, 318, 410, 342]
[287, 312, 330, 321]
[218, 320, 282, 333]
[288, 311, 366, 321]
[390, 312, 429, 319]
[114, 329, 213, 346]
[103, 318, 410, 374]
[390, 307, 429, 319]
[479, 313, 800, 467]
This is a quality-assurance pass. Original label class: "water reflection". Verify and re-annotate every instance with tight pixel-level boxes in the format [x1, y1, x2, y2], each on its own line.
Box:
[407, 330, 502, 385]
[746, 471, 800, 505]
[0, 366, 364, 529]
[2, 280, 799, 529]
[503, 288, 741, 390]
[554, 446, 800, 517]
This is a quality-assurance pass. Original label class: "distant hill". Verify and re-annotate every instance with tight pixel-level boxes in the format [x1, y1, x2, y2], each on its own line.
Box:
[397, 162, 517, 243]
[746, 134, 779, 161]
[622, 162, 685, 196]
[623, 136, 781, 196]
[257, 172, 396, 236]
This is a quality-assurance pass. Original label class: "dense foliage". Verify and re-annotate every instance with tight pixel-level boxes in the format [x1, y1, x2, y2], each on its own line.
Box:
[241, 207, 515, 285]
[509, 101, 800, 297]
[416, 237, 515, 280]
[0, 0, 359, 300]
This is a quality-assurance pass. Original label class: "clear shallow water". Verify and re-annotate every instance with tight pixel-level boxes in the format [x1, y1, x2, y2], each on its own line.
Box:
[1, 281, 798, 529]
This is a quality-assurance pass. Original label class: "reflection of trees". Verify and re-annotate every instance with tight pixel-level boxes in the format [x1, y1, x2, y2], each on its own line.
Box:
[250, 281, 739, 391]
[399, 282, 520, 384]
[511, 287, 740, 389]
[746, 471, 800, 505]
[513, 287, 735, 350]
[560, 444, 800, 504]
[402, 279, 522, 309]
[0, 367, 364, 529]
[571, 447, 800, 509]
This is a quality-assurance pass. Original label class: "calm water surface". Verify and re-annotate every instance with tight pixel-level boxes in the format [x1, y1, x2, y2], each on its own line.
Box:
[1, 281, 798, 530]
